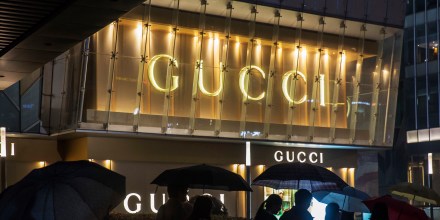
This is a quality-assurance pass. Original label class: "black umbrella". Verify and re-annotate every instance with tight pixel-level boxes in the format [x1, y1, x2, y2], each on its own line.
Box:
[252, 162, 348, 191]
[0, 160, 125, 220]
[151, 164, 252, 191]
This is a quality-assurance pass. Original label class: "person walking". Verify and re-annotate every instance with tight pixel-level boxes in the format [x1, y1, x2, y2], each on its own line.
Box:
[156, 185, 193, 220]
[254, 194, 283, 220]
[325, 203, 341, 220]
[280, 189, 313, 220]
[187, 195, 213, 220]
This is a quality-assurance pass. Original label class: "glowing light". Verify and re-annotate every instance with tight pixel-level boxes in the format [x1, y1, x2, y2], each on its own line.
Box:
[39, 161, 46, 168]
[320, 74, 325, 106]
[239, 65, 266, 100]
[148, 54, 179, 92]
[135, 22, 143, 39]
[197, 60, 224, 96]
[246, 141, 251, 166]
[10, 143, 14, 156]
[0, 127, 5, 158]
[220, 194, 225, 204]
[301, 47, 307, 58]
[133, 108, 139, 115]
[282, 70, 307, 104]
[428, 153, 433, 174]
[125, 193, 142, 214]
[106, 160, 112, 170]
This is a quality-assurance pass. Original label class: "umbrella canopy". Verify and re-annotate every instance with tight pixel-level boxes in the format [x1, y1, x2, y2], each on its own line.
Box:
[252, 162, 348, 191]
[389, 182, 440, 205]
[363, 195, 429, 220]
[151, 164, 252, 191]
[0, 160, 126, 220]
[313, 186, 371, 212]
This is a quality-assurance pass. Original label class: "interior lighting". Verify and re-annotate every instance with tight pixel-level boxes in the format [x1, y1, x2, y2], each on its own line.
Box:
[320, 74, 325, 106]
[0, 127, 5, 157]
[10, 143, 14, 156]
[428, 153, 433, 174]
[246, 141, 251, 166]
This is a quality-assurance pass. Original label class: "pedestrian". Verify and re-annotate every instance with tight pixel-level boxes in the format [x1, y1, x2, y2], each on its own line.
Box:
[156, 185, 193, 220]
[254, 194, 283, 220]
[280, 189, 313, 220]
[325, 203, 341, 220]
[187, 195, 213, 220]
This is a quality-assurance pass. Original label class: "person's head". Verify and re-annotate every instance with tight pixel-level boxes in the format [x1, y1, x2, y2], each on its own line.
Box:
[325, 203, 340, 220]
[167, 185, 188, 201]
[264, 194, 283, 215]
[294, 189, 312, 210]
[191, 195, 213, 219]
[370, 202, 388, 220]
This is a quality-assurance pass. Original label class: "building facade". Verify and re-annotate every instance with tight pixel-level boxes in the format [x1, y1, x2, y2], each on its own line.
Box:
[399, 0, 440, 207]
[0, 0, 406, 218]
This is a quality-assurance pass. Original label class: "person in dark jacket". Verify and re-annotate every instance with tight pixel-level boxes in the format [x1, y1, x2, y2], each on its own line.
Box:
[254, 194, 283, 220]
[280, 189, 313, 220]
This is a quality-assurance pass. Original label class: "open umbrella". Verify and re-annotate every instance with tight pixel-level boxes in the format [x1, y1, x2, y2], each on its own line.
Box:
[389, 182, 440, 205]
[151, 164, 252, 191]
[363, 195, 429, 220]
[0, 160, 125, 220]
[313, 186, 370, 212]
[252, 162, 348, 191]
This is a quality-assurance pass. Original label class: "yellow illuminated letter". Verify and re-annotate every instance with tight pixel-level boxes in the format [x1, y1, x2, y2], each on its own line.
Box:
[239, 65, 266, 101]
[148, 54, 179, 92]
[197, 60, 224, 97]
[282, 70, 307, 104]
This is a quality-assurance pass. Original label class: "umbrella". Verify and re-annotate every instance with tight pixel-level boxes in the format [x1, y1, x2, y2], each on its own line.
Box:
[252, 162, 348, 191]
[313, 186, 371, 212]
[389, 182, 440, 205]
[0, 160, 126, 220]
[363, 195, 429, 220]
[151, 164, 252, 191]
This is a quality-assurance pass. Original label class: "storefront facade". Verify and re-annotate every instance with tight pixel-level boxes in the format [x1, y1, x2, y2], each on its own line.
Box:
[0, 0, 406, 219]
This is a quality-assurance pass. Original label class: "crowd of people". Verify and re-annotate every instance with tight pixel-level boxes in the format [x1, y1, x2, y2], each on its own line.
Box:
[155, 186, 388, 220]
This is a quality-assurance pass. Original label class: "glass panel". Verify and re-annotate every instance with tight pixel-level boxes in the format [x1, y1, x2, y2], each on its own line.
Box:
[83, 24, 115, 127]
[0, 89, 20, 132]
[193, 36, 224, 134]
[21, 78, 41, 133]
[220, 39, 248, 134]
[140, 28, 171, 129]
[166, 32, 194, 133]
[241, 41, 270, 138]
[109, 20, 142, 128]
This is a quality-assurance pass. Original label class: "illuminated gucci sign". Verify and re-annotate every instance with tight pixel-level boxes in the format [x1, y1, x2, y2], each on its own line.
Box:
[147, 55, 327, 105]
[274, 150, 324, 163]
[123, 192, 225, 214]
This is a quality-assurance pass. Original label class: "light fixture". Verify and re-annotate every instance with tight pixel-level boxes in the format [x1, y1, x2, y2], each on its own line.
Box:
[246, 141, 251, 166]
[428, 153, 433, 175]
[0, 127, 5, 158]
[10, 143, 14, 156]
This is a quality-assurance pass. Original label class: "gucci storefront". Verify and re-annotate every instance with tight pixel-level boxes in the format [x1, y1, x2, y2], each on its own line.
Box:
[0, 0, 404, 219]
